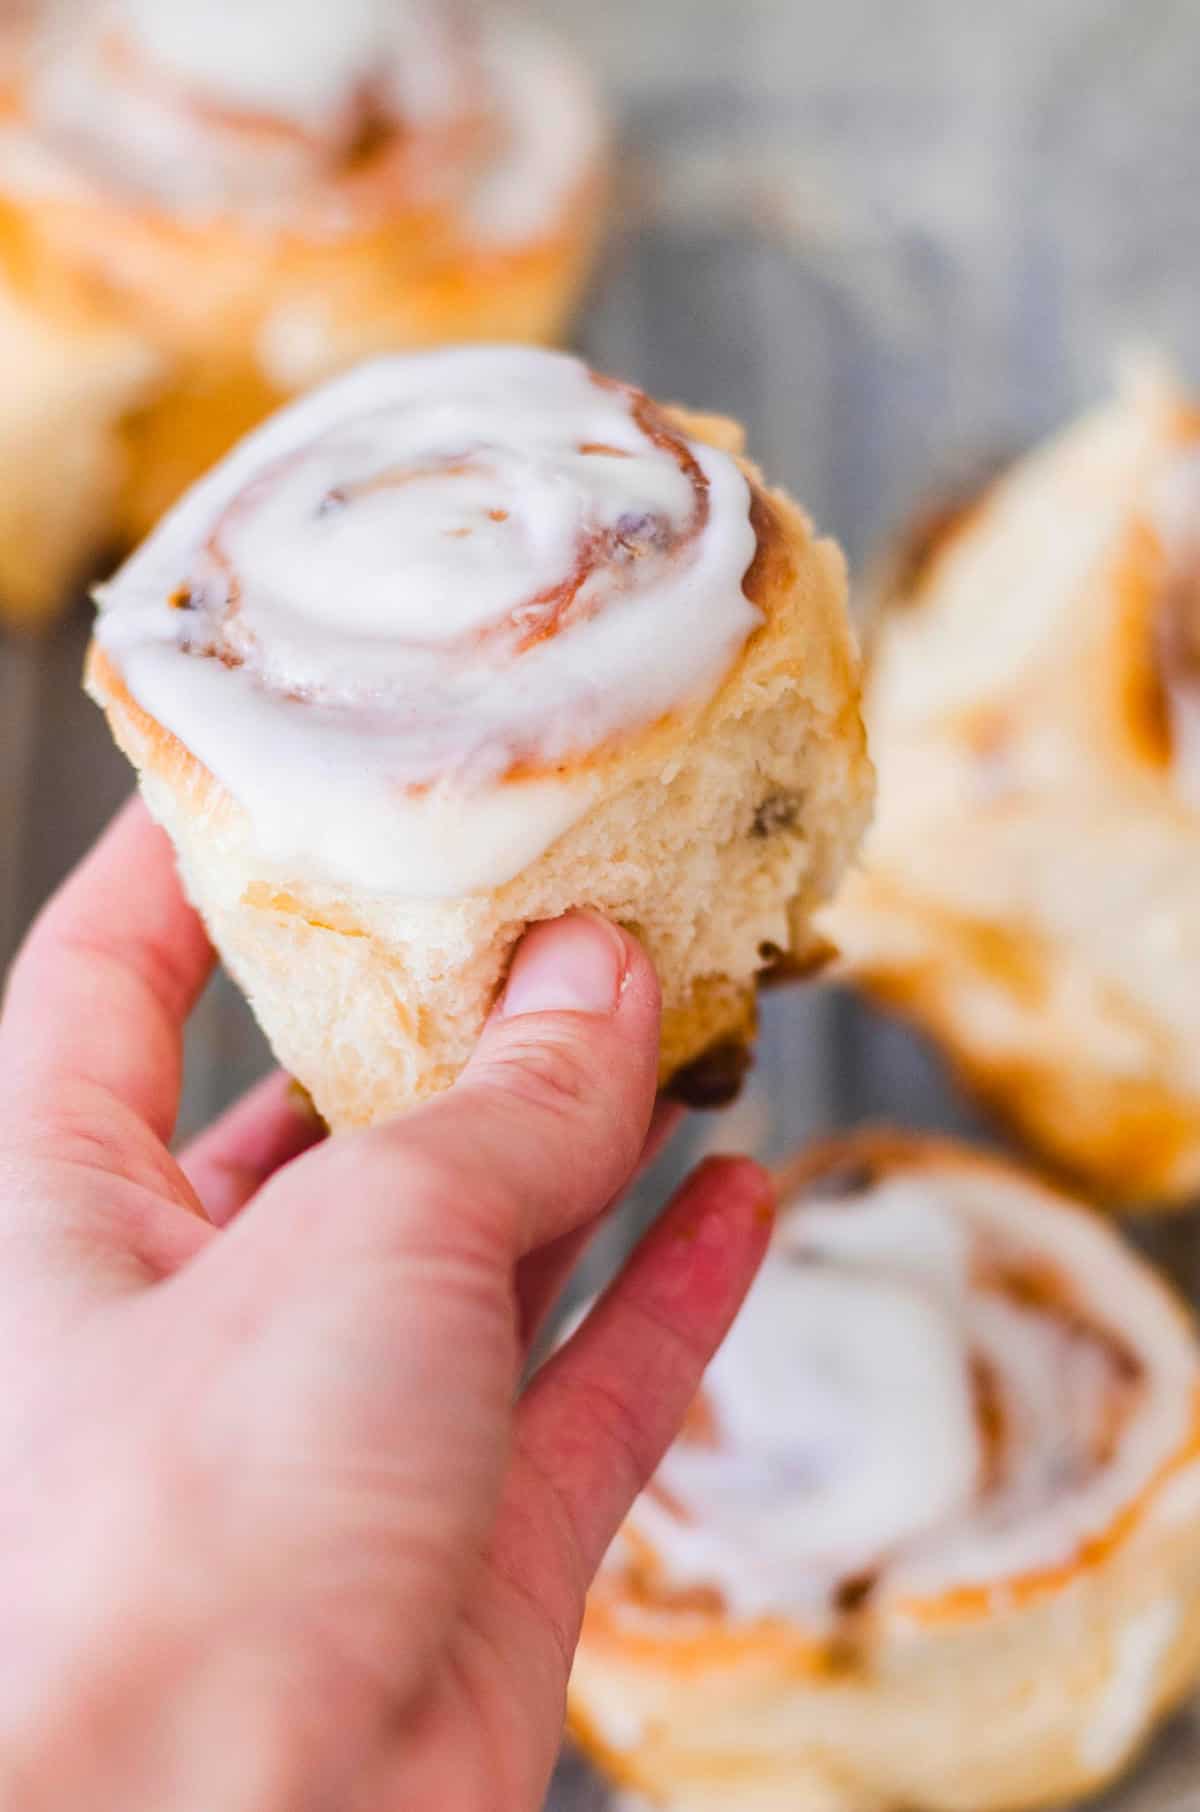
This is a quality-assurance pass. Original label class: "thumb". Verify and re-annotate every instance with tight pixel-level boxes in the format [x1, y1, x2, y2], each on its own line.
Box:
[153, 914, 663, 1712]
[213, 910, 662, 1292]
[416, 910, 663, 1255]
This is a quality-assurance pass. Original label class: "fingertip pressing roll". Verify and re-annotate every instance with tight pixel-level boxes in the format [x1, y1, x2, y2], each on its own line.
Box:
[569, 1132, 1200, 1812]
[87, 345, 873, 1128]
[0, 0, 607, 626]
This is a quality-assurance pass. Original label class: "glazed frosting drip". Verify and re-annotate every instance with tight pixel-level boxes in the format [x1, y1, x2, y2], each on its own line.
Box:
[2, 0, 597, 236]
[1150, 445, 1200, 804]
[94, 347, 760, 896]
[618, 1162, 1197, 1627]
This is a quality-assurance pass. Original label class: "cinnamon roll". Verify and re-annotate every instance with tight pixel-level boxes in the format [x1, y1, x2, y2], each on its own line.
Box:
[0, 0, 605, 627]
[569, 1132, 1200, 1812]
[86, 346, 872, 1127]
[826, 366, 1200, 1205]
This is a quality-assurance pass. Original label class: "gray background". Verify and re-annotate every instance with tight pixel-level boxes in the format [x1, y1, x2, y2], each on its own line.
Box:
[1, 1, 1199, 1806]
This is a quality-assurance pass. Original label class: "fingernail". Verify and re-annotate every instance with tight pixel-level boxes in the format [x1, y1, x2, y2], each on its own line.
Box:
[677, 1172, 776, 1244]
[502, 912, 627, 1019]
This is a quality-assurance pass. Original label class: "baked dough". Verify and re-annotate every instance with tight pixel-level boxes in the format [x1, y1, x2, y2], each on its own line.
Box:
[826, 367, 1200, 1204]
[0, 0, 606, 626]
[87, 346, 872, 1127]
[570, 1131, 1200, 1811]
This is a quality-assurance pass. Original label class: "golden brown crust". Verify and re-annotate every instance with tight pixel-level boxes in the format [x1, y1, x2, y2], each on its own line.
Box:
[86, 642, 229, 830]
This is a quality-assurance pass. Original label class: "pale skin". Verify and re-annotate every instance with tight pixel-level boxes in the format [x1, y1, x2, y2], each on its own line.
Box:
[0, 799, 773, 1812]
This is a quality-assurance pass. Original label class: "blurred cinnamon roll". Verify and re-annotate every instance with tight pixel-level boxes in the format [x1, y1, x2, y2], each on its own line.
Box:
[570, 1132, 1200, 1812]
[87, 346, 872, 1127]
[827, 367, 1200, 1205]
[0, 0, 606, 626]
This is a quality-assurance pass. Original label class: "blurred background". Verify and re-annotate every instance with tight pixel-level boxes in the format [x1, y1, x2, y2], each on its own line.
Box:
[14, 0, 1200, 1151]
[3, 1, 1200, 1806]
[548, 13, 1200, 1804]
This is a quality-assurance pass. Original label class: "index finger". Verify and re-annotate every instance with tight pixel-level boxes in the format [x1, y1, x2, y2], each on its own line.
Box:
[0, 796, 214, 1146]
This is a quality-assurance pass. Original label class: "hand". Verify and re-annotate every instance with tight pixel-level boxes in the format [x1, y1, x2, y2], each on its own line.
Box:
[0, 800, 773, 1812]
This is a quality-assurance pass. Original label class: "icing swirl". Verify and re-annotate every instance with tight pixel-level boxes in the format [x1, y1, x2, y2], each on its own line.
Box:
[607, 1149, 1197, 1632]
[0, 0, 597, 239]
[94, 347, 761, 896]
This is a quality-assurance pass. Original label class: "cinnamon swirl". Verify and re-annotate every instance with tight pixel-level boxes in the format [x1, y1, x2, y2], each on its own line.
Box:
[0, 0, 605, 627]
[86, 346, 872, 1127]
[826, 366, 1200, 1205]
[569, 1132, 1200, 1812]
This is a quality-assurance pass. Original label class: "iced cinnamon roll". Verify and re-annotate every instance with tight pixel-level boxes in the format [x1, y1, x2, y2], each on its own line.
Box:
[826, 366, 1200, 1205]
[87, 346, 871, 1127]
[0, 0, 605, 626]
[570, 1132, 1200, 1812]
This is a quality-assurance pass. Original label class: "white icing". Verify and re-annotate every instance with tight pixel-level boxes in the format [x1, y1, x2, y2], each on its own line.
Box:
[467, 20, 601, 245]
[1079, 1599, 1179, 1773]
[20, 0, 443, 216]
[94, 347, 760, 897]
[108, 0, 466, 133]
[0, 0, 600, 240]
[619, 1165, 1199, 1628]
[634, 1257, 981, 1621]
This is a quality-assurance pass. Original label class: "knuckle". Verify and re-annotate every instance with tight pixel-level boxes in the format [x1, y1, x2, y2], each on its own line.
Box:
[490, 1031, 604, 1125]
[626, 1291, 715, 1404]
[371, 1131, 521, 1267]
[572, 1368, 656, 1494]
[490, 1481, 581, 1680]
[377, 1138, 460, 1219]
